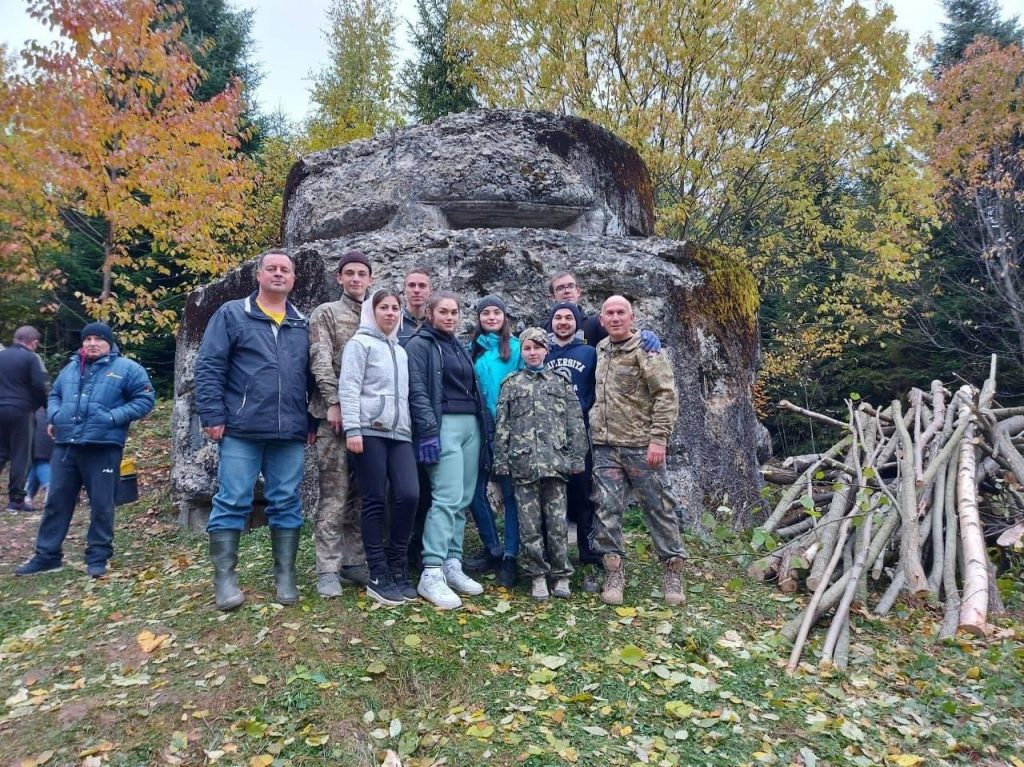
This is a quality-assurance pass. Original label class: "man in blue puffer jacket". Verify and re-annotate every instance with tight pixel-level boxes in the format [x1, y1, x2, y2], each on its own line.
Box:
[194, 250, 314, 611]
[15, 322, 154, 578]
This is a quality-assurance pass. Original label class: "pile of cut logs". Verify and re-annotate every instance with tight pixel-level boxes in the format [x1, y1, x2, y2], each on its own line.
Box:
[750, 357, 1024, 673]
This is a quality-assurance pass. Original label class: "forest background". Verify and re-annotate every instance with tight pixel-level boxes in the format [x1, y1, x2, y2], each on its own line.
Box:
[1, 0, 1023, 453]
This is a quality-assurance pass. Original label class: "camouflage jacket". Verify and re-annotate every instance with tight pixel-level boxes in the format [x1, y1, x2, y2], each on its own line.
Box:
[590, 332, 678, 447]
[492, 367, 588, 482]
[308, 293, 362, 419]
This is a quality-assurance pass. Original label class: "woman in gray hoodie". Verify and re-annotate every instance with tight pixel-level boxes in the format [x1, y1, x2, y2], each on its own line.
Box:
[338, 288, 418, 606]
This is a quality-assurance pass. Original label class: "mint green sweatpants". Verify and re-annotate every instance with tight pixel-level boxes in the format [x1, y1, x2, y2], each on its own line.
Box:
[422, 414, 481, 568]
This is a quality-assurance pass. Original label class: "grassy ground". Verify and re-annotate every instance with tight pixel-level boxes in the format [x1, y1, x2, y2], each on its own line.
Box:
[2, 402, 1023, 767]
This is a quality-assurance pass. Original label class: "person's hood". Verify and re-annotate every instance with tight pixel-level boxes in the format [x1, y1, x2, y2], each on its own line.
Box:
[474, 332, 501, 352]
[358, 290, 399, 341]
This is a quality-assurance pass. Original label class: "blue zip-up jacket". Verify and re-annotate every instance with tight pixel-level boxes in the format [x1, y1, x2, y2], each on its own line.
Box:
[48, 347, 155, 446]
[472, 333, 523, 419]
[194, 292, 312, 442]
[545, 338, 597, 416]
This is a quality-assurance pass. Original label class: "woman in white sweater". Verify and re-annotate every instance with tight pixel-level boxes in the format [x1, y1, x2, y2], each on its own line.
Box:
[338, 288, 418, 606]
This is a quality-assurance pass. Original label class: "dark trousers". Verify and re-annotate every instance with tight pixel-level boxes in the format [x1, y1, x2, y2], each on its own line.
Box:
[0, 406, 32, 503]
[406, 464, 431, 568]
[34, 444, 122, 566]
[568, 449, 601, 566]
[349, 437, 419, 576]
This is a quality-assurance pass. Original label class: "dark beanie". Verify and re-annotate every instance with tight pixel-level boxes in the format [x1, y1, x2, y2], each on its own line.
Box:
[547, 301, 583, 330]
[476, 294, 509, 316]
[80, 322, 114, 346]
[337, 250, 372, 274]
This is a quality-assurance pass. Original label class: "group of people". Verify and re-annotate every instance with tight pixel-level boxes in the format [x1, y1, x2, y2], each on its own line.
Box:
[7, 322, 156, 578]
[192, 249, 690, 611]
[4, 249, 690, 612]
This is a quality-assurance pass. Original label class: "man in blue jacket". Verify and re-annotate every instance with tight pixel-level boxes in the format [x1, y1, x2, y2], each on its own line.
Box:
[15, 322, 154, 578]
[194, 251, 313, 610]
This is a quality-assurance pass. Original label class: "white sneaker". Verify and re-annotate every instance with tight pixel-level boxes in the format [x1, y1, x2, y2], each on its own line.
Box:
[443, 558, 484, 596]
[417, 567, 462, 610]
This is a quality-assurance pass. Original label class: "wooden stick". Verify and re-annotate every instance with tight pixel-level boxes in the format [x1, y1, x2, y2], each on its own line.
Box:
[892, 401, 931, 595]
[956, 384, 991, 636]
[778, 400, 848, 430]
[759, 437, 853, 534]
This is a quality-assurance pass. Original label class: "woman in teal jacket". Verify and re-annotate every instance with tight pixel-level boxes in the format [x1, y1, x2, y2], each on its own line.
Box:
[467, 295, 523, 587]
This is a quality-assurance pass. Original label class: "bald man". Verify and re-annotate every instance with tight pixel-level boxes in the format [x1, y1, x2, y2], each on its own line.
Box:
[589, 296, 687, 607]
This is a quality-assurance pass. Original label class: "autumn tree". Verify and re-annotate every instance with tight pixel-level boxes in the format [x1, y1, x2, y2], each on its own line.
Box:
[305, 0, 403, 150]
[399, 0, 478, 123]
[927, 39, 1024, 370]
[0, 0, 252, 343]
[452, 0, 934, 394]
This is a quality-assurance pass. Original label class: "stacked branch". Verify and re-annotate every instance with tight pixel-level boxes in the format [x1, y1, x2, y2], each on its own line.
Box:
[752, 357, 1023, 673]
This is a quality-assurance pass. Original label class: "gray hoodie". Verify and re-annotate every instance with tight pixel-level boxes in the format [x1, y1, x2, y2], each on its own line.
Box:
[337, 292, 412, 442]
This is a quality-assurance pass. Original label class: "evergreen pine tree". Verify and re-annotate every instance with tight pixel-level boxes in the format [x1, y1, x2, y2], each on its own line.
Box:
[933, 0, 1022, 68]
[399, 0, 478, 123]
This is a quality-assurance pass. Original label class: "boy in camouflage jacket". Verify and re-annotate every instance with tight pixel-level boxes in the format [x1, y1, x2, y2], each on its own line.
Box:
[492, 328, 589, 600]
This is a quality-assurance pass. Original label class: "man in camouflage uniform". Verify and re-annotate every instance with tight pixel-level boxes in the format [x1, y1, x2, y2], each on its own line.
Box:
[309, 250, 373, 596]
[492, 328, 588, 600]
[590, 296, 687, 607]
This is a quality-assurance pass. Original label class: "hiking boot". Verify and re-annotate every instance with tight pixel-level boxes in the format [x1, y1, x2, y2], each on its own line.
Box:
[317, 572, 342, 597]
[366, 570, 406, 607]
[443, 558, 484, 595]
[14, 557, 63, 576]
[531, 576, 549, 601]
[497, 556, 518, 588]
[340, 564, 369, 586]
[552, 578, 571, 599]
[7, 499, 34, 513]
[463, 549, 502, 574]
[600, 554, 625, 605]
[662, 557, 686, 606]
[580, 565, 601, 594]
[417, 566, 462, 609]
[270, 528, 300, 605]
[208, 531, 244, 611]
[86, 562, 108, 579]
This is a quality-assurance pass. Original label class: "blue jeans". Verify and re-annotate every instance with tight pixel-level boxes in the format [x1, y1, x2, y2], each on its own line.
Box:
[26, 460, 51, 499]
[469, 469, 519, 558]
[207, 436, 305, 532]
[33, 444, 121, 566]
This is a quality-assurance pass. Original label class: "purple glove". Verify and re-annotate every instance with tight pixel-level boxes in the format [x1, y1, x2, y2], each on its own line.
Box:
[417, 436, 441, 465]
[640, 328, 662, 353]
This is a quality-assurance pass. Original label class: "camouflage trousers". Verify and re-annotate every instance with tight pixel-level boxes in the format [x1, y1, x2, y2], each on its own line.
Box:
[514, 477, 573, 578]
[314, 421, 364, 574]
[590, 445, 686, 561]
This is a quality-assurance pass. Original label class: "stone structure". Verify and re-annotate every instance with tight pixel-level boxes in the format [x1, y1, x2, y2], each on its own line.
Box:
[172, 109, 766, 531]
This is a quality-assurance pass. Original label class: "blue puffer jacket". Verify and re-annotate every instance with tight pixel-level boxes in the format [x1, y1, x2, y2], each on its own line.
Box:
[48, 348, 155, 446]
[472, 333, 523, 419]
[194, 292, 312, 442]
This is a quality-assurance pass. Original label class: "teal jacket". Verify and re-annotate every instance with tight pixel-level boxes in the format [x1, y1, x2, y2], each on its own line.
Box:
[472, 333, 523, 419]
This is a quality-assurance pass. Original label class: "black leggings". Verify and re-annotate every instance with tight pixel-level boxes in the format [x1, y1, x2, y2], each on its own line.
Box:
[349, 437, 419, 575]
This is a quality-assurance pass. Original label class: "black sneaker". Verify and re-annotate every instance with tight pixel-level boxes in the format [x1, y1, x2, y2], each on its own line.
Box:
[6, 499, 34, 513]
[463, 550, 502, 574]
[340, 564, 369, 586]
[366, 576, 405, 606]
[87, 563, 108, 578]
[14, 558, 63, 576]
[497, 557, 518, 588]
[393, 575, 418, 601]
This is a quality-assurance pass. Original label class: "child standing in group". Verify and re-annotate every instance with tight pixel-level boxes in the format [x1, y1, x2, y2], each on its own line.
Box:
[492, 328, 588, 600]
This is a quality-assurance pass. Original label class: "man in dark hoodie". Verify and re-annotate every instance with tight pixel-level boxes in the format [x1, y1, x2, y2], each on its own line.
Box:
[0, 325, 48, 511]
[545, 301, 602, 592]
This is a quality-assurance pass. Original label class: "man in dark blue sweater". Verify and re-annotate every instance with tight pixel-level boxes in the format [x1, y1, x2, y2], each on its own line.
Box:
[545, 302, 602, 591]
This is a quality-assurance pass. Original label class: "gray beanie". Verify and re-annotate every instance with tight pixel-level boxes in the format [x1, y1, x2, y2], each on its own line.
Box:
[476, 294, 509, 316]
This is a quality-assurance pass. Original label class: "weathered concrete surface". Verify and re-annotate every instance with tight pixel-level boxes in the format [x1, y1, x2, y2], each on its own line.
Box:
[172, 109, 766, 530]
[282, 109, 655, 246]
